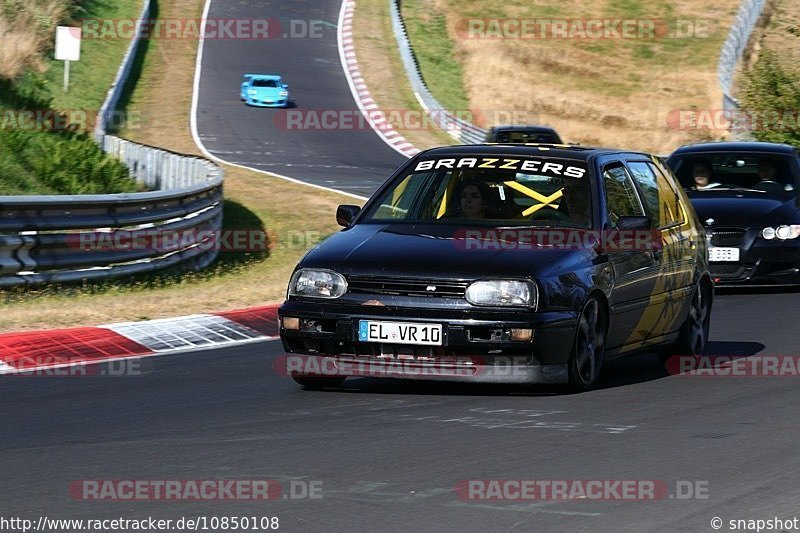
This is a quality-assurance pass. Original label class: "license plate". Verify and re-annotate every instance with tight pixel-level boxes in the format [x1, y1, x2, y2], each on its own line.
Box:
[358, 320, 443, 346]
[709, 246, 740, 262]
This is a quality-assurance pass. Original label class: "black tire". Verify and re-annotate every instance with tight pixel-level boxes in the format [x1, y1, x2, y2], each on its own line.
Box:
[567, 297, 607, 392]
[667, 279, 711, 360]
[292, 376, 346, 390]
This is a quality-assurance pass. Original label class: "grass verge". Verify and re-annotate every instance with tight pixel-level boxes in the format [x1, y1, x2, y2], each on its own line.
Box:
[0, 0, 359, 333]
[0, 0, 143, 195]
[739, 0, 800, 147]
[358, 0, 745, 153]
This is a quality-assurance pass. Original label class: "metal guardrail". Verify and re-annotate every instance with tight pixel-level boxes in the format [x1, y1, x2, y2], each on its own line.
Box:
[0, 0, 225, 287]
[389, 0, 487, 144]
[718, 0, 768, 139]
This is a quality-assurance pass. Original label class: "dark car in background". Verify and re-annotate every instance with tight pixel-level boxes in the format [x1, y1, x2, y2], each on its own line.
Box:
[485, 125, 563, 144]
[667, 142, 800, 285]
[279, 145, 712, 392]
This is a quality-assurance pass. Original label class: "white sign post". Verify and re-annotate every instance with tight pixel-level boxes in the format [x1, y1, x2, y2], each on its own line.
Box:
[55, 26, 82, 92]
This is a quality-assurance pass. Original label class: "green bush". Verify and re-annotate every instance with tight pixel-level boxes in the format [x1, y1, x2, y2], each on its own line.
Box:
[740, 50, 800, 147]
[0, 128, 137, 195]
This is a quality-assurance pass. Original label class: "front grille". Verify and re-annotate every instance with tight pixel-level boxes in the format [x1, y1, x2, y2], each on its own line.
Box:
[346, 276, 468, 298]
[709, 228, 745, 247]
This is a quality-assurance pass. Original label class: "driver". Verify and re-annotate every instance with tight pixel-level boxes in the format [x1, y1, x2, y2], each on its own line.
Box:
[691, 159, 720, 190]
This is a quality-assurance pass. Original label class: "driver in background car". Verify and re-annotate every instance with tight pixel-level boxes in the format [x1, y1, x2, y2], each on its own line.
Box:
[691, 159, 721, 190]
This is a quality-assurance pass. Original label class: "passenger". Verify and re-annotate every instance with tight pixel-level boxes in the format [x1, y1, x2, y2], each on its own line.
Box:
[757, 159, 777, 181]
[559, 181, 591, 227]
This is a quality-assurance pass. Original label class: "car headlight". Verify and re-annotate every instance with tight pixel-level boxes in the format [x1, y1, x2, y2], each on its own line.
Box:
[279, 90, 288, 97]
[465, 280, 537, 308]
[247, 89, 257, 95]
[288, 269, 347, 298]
[762, 225, 800, 240]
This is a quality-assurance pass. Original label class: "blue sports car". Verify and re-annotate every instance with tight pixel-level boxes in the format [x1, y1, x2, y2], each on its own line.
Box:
[240, 74, 290, 107]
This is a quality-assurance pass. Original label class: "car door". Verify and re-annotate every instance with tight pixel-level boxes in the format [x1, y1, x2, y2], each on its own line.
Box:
[598, 160, 661, 351]
[625, 159, 695, 339]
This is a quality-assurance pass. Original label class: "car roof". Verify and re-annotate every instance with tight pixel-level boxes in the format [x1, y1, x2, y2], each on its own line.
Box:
[489, 125, 558, 133]
[671, 141, 798, 155]
[418, 143, 652, 161]
[243, 73, 282, 80]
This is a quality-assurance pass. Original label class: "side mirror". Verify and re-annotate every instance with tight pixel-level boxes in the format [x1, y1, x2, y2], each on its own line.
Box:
[615, 215, 651, 231]
[336, 205, 361, 227]
[282, 83, 289, 89]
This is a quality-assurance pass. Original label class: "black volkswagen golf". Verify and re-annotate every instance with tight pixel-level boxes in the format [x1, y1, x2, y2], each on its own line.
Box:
[667, 142, 800, 285]
[279, 145, 712, 391]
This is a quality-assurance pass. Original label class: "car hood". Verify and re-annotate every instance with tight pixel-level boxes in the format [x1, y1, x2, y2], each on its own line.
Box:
[299, 224, 596, 280]
[250, 86, 283, 98]
[687, 190, 800, 227]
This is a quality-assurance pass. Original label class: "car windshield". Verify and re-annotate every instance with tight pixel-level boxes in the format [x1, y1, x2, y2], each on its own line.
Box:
[252, 79, 280, 88]
[361, 155, 592, 228]
[670, 153, 799, 196]
[496, 131, 561, 144]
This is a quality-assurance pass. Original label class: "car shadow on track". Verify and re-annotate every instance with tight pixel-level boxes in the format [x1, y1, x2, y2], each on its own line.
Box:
[307, 340, 766, 396]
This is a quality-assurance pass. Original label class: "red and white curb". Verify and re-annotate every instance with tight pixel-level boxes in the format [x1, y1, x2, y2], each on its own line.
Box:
[338, 0, 420, 159]
[0, 305, 279, 375]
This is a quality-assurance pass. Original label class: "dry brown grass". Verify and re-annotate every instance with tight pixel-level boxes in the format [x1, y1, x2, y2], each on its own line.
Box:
[355, 0, 746, 153]
[0, 0, 69, 79]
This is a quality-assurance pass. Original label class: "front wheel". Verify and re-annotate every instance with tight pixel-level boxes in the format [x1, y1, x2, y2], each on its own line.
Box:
[292, 376, 346, 390]
[567, 297, 607, 392]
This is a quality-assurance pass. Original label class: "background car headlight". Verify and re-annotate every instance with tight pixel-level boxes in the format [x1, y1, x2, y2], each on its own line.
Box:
[465, 280, 537, 308]
[247, 89, 257, 95]
[279, 90, 288, 97]
[289, 269, 347, 298]
[762, 225, 800, 240]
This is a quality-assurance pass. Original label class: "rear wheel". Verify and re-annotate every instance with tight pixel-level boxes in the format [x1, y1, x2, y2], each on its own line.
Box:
[292, 376, 346, 390]
[567, 297, 607, 392]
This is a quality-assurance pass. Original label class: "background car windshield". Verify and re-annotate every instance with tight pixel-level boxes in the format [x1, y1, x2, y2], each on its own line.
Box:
[497, 131, 561, 144]
[362, 157, 591, 228]
[252, 79, 280, 87]
[671, 153, 799, 196]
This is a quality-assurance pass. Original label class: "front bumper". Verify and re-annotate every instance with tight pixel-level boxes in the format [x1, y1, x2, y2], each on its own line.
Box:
[278, 299, 577, 384]
[245, 97, 288, 107]
[710, 233, 800, 285]
[284, 354, 568, 384]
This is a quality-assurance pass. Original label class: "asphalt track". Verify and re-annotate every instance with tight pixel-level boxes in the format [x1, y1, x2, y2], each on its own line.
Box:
[3, 0, 799, 531]
[194, 0, 408, 197]
[2, 289, 800, 532]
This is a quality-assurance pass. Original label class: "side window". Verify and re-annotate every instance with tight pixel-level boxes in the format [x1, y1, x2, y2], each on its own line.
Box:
[602, 163, 643, 226]
[648, 162, 686, 226]
[626, 162, 660, 228]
